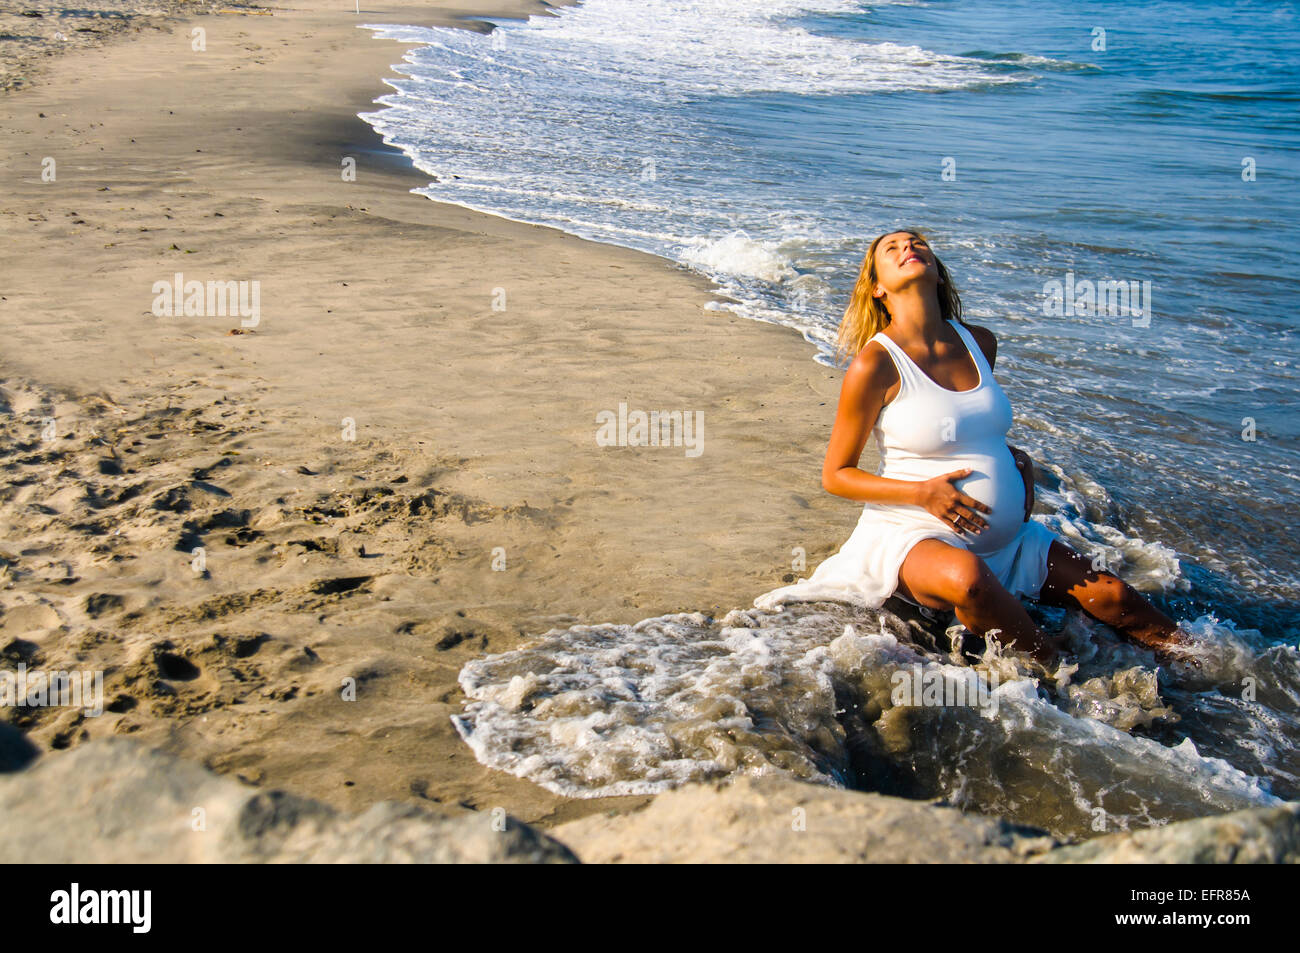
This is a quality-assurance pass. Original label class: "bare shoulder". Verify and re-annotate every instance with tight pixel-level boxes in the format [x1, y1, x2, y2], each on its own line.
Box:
[840, 338, 900, 409]
[958, 320, 997, 368]
[845, 339, 899, 391]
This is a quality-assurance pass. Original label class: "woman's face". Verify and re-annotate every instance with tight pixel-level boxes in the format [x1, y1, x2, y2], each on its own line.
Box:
[872, 232, 940, 300]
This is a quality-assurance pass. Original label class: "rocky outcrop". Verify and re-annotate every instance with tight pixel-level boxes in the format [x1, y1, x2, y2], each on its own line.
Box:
[0, 738, 576, 864]
[550, 774, 1300, 864]
[3, 735, 1295, 863]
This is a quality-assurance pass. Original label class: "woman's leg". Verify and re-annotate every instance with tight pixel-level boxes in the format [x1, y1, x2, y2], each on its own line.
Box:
[897, 538, 1063, 662]
[1037, 540, 1182, 653]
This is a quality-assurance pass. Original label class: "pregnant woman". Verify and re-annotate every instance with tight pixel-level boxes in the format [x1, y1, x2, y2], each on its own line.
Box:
[757, 229, 1191, 664]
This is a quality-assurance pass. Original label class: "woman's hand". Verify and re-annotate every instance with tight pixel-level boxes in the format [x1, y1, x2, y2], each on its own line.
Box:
[1008, 446, 1035, 522]
[914, 468, 991, 537]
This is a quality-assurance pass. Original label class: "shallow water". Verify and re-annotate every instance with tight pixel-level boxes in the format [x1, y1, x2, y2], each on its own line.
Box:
[454, 600, 1291, 839]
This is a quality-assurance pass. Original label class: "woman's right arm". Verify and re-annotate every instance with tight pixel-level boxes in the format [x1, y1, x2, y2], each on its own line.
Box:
[820, 345, 918, 503]
[820, 344, 991, 534]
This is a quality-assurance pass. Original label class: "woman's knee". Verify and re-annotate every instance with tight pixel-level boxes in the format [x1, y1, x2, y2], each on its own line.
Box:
[938, 550, 995, 609]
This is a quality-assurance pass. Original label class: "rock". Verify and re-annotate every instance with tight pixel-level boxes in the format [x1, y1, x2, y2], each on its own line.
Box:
[0, 739, 576, 864]
[549, 774, 1060, 863]
[1033, 803, 1300, 864]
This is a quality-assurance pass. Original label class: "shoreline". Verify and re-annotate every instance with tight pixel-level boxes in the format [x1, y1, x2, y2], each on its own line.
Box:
[0, 0, 851, 829]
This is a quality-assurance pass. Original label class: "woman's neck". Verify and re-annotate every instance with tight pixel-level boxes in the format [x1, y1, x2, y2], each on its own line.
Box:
[884, 288, 946, 345]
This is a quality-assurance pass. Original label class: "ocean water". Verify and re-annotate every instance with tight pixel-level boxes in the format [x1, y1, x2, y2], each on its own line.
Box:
[359, 0, 1300, 837]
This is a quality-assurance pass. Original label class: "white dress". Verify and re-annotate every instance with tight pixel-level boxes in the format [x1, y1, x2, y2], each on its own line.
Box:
[755, 318, 1057, 612]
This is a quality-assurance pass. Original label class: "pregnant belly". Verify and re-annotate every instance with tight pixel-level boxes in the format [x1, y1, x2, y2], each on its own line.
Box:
[882, 448, 1026, 554]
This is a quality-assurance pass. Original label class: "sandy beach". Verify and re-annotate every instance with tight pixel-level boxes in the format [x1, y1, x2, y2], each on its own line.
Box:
[0, 0, 852, 828]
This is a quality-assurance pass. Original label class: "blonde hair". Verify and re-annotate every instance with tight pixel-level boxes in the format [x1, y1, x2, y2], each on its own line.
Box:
[834, 228, 963, 364]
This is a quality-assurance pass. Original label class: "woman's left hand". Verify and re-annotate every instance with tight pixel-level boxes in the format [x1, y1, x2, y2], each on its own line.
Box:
[1009, 446, 1034, 522]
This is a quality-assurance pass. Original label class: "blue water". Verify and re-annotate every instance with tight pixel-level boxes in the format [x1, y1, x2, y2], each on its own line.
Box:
[359, 0, 1300, 640]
